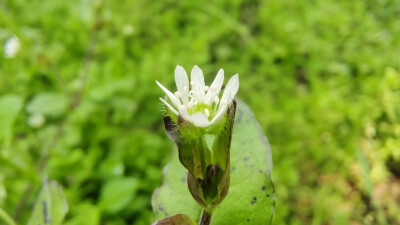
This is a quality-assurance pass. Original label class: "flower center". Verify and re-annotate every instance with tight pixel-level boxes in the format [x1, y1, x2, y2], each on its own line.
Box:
[188, 103, 214, 120]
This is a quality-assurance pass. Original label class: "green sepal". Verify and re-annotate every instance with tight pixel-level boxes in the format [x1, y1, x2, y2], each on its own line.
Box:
[187, 162, 230, 210]
[204, 116, 228, 135]
[163, 116, 211, 180]
[177, 116, 203, 139]
[212, 100, 236, 173]
[187, 101, 236, 209]
[176, 115, 227, 139]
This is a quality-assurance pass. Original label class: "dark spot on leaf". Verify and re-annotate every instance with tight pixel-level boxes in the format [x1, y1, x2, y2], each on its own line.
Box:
[232, 166, 236, 171]
[266, 194, 270, 198]
[251, 196, 257, 205]
[181, 177, 186, 183]
[261, 185, 266, 191]
[258, 169, 263, 173]
[250, 164, 254, 168]
[42, 201, 51, 224]
[243, 157, 249, 162]
[247, 218, 250, 222]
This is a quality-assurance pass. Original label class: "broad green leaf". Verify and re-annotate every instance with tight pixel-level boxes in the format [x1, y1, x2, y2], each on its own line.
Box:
[89, 77, 135, 102]
[98, 177, 139, 214]
[63, 203, 100, 225]
[0, 94, 23, 140]
[28, 180, 69, 225]
[26, 93, 68, 117]
[152, 214, 197, 225]
[152, 99, 275, 224]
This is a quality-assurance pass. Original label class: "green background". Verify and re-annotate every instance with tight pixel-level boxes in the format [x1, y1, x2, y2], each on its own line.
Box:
[1, 0, 400, 224]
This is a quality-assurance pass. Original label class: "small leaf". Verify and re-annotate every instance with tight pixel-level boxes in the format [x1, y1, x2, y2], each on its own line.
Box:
[89, 77, 134, 102]
[98, 177, 139, 214]
[63, 203, 100, 225]
[152, 99, 275, 224]
[26, 92, 68, 117]
[0, 94, 23, 140]
[27, 180, 69, 225]
[152, 214, 197, 225]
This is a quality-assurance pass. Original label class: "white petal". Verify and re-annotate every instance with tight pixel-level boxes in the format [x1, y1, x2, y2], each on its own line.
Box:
[218, 74, 239, 110]
[179, 109, 192, 122]
[175, 65, 189, 104]
[156, 80, 182, 108]
[190, 112, 210, 127]
[190, 65, 205, 101]
[210, 103, 228, 124]
[159, 97, 179, 115]
[4, 35, 20, 58]
[205, 69, 224, 104]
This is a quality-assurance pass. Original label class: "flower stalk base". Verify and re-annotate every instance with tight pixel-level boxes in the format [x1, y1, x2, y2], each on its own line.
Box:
[199, 210, 212, 225]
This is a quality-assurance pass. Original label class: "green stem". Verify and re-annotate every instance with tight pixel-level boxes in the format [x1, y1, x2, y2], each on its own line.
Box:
[199, 210, 212, 225]
[0, 208, 17, 225]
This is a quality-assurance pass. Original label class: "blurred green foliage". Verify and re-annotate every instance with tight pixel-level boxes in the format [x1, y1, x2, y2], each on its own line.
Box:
[1, 0, 400, 224]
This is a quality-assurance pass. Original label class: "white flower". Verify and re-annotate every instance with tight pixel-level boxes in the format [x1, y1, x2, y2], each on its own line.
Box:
[157, 65, 239, 128]
[4, 35, 20, 58]
[27, 113, 45, 128]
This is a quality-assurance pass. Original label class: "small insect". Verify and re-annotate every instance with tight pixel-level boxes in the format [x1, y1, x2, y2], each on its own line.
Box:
[42, 201, 51, 224]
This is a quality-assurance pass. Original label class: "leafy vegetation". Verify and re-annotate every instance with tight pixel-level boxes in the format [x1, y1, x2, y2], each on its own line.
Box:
[1, 0, 400, 224]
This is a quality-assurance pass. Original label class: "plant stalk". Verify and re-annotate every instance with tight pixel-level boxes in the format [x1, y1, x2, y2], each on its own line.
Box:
[0, 208, 17, 225]
[199, 210, 212, 225]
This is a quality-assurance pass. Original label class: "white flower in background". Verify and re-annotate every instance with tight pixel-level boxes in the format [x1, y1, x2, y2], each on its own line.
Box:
[28, 113, 45, 128]
[4, 35, 20, 58]
[123, 24, 135, 36]
[157, 65, 239, 127]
